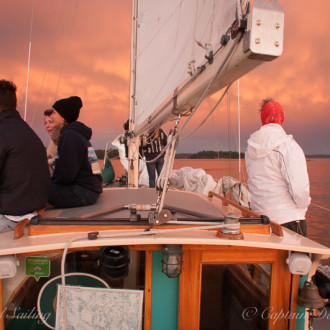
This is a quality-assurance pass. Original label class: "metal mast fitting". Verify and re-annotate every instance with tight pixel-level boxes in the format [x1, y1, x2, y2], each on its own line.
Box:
[243, 0, 284, 60]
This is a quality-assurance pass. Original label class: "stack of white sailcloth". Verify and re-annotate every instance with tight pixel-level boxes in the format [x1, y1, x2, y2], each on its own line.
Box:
[169, 167, 251, 208]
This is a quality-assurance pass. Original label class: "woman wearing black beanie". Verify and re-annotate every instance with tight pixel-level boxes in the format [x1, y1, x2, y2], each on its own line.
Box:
[48, 96, 103, 208]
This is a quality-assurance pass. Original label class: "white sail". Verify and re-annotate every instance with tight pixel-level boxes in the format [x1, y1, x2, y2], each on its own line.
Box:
[133, 0, 236, 130]
[127, 0, 283, 187]
[130, 0, 284, 135]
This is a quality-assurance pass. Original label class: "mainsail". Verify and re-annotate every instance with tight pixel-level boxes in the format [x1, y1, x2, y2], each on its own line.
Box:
[126, 0, 284, 188]
[129, 0, 284, 135]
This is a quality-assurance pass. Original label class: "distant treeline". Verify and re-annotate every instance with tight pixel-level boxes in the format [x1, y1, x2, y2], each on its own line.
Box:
[96, 149, 329, 160]
[96, 149, 243, 160]
[306, 154, 330, 158]
[175, 152, 330, 159]
[177, 150, 245, 159]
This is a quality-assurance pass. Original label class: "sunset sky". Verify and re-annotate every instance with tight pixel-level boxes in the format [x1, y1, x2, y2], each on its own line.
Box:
[1, 0, 329, 155]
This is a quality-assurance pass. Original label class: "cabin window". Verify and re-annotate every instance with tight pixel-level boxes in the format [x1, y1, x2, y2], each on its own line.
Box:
[200, 263, 272, 330]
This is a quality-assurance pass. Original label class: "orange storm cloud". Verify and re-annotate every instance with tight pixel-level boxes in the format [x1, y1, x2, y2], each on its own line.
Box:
[0, 0, 329, 154]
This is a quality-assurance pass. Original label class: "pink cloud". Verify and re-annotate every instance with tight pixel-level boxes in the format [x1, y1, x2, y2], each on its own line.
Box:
[1, 0, 329, 154]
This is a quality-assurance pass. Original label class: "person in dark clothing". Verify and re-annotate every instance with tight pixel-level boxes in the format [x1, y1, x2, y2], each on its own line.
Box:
[0, 79, 50, 232]
[48, 96, 103, 208]
[123, 119, 129, 158]
[143, 128, 167, 188]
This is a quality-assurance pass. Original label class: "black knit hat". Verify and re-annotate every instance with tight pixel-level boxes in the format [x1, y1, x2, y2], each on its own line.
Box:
[52, 96, 83, 123]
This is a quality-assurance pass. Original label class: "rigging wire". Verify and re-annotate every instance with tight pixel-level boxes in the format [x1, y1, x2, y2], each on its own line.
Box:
[208, 97, 221, 160]
[191, 0, 198, 60]
[28, 1, 67, 127]
[311, 202, 330, 213]
[174, 1, 183, 48]
[140, 33, 241, 164]
[175, 36, 240, 139]
[180, 83, 232, 140]
[236, 79, 248, 186]
[54, 0, 79, 99]
[140, 84, 230, 164]
[24, 0, 35, 122]
[208, 0, 216, 45]
[237, 79, 241, 181]
[227, 87, 231, 178]
[136, 1, 182, 58]
[135, 0, 218, 124]
[30, 0, 80, 134]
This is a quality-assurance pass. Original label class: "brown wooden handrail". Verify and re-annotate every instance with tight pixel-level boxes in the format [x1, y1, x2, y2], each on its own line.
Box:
[208, 191, 283, 237]
[78, 204, 127, 219]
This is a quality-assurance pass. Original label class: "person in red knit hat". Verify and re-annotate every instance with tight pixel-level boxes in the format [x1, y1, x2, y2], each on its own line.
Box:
[245, 98, 310, 236]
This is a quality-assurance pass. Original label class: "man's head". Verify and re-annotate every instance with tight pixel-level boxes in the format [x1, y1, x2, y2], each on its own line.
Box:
[0, 79, 17, 112]
[52, 96, 82, 124]
[260, 98, 284, 126]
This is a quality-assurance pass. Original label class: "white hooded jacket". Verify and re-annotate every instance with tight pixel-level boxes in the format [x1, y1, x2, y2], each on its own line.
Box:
[245, 124, 311, 224]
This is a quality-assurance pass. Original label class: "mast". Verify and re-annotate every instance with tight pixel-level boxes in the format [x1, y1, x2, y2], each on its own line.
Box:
[127, 0, 140, 188]
[129, 0, 138, 131]
[24, 0, 35, 122]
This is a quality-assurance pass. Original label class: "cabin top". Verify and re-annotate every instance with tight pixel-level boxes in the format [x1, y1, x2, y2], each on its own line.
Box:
[0, 188, 329, 258]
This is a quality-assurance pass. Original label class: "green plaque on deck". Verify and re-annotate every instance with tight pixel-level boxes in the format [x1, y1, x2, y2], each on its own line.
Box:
[25, 256, 50, 281]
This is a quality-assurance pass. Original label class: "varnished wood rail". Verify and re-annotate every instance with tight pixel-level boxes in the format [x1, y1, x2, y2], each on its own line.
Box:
[208, 191, 283, 237]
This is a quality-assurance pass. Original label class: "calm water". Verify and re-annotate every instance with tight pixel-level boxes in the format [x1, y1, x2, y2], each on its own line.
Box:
[108, 158, 330, 249]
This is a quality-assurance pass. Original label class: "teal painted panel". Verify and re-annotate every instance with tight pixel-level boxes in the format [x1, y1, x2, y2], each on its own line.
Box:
[296, 275, 307, 330]
[151, 251, 179, 330]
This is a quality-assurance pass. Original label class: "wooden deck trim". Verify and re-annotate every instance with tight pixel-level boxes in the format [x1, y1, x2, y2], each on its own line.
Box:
[240, 224, 270, 234]
[28, 223, 270, 237]
[208, 191, 258, 218]
[269, 250, 292, 330]
[289, 274, 300, 330]
[13, 245, 163, 258]
[178, 249, 202, 330]
[201, 245, 276, 264]
[0, 279, 3, 330]
[144, 250, 153, 330]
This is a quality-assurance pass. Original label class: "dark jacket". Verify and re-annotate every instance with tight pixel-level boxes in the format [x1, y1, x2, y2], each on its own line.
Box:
[144, 129, 167, 161]
[52, 121, 103, 194]
[0, 109, 50, 215]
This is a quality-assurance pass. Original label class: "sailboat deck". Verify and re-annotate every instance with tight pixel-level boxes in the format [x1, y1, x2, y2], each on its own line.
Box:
[0, 188, 328, 258]
[41, 187, 226, 219]
[27, 187, 269, 235]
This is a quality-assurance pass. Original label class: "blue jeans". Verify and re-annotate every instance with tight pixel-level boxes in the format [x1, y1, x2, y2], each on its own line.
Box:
[48, 183, 100, 208]
[0, 215, 18, 233]
[146, 157, 164, 188]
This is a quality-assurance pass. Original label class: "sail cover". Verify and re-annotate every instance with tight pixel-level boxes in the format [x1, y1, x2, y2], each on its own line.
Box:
[133, 0, 238, 133]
